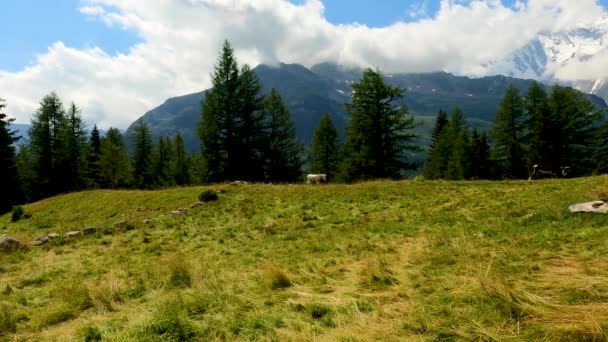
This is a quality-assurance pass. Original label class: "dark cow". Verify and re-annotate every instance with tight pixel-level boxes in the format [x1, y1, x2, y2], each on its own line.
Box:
[528, 164, 571, 180]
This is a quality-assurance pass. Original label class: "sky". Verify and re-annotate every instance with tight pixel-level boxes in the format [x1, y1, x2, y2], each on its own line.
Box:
[2, 0, 608, 128]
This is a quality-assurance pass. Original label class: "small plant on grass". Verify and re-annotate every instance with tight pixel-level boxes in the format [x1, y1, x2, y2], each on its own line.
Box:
[360, 258, 398, 290]
[80, 325, 102, 342]
[0, 302, 17, 335]
[168, 254, 193, 288]
[140, 296, 198, 341]
[265, 263, 292, 290]
[198, 190, 218, 202]
[11, 206, 24, 222]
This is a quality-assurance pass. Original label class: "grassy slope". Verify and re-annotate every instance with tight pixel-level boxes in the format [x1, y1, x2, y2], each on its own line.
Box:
[1, 177, 608, 341]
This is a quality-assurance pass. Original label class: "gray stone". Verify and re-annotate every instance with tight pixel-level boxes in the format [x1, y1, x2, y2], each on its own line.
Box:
[569, 201, 608, 214]
[169, 210, 182, 216]
[0, 235, 24, 252]
[64, 231, 82, 238]
[190, 202, 204, 209]
[35, 235, 50, 243]
[47, 233, 60, 239]
[113, 220, 128, 229]
[143, 219, 152, 224]
[31, 240, 45, 247]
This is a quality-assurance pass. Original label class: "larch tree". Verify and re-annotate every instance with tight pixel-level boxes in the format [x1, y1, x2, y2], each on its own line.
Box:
[341, 68, 419, 181]
[100, 128, 130, 188]
[131, 119, 154, 188]
[261, 88, 303, 182]
[492, 84, 527, 179]
[173, 132, 190, 185]
[309, 113, 340, 180]
[423, 109, 450, 179]
[64, 102, 88, 190]
[0, 99, 21, 213]
[86, 124, 103, 187]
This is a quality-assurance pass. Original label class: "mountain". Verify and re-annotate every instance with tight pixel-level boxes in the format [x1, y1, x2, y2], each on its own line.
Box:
[126, 62, 607, 153]
[487, 15, 608, 101]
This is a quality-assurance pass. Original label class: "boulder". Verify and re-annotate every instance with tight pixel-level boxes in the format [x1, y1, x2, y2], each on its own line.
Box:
[47, 233, 60, 239]
[113, 220, 128, 229]
[169, 210, 182, 216]
[0, 235, 24, 252]
[82, 227, 98, 235]
[64, 231, 82, 238]
[569, 201, 608, 214]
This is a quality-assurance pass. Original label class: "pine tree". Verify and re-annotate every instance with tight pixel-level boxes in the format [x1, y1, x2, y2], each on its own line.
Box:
[423, 109, 451, 179]
[446, 108, 470, 180]
[492, 84, 526, 179]
[153, 136, 174, 186]
[469, 129, 491, 179]
[548, 85, 603, 174]
[131, 119, 154, 188]
[525, 81, 552, 171]
[64, 102, 88, 190]
[100, 128, 130, 188]
[28, 92, 68, 198]
[0, 99, 21, 213]
[235, 64, 265, 181]
[15, 145, 36, 202]
[199, 40, 241, 182]
[309, 114, 339, 180]
[261, 88, 303, 182]
[595, 122, 608, 174]
[341, 68, 418, 181]
[173, 132, 190, 185]
[86, 124, 103, 187]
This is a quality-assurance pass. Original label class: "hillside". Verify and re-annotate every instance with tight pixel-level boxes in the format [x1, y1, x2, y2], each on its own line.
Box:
[2, 177, 608, 340]
[126, 63, 607, 153]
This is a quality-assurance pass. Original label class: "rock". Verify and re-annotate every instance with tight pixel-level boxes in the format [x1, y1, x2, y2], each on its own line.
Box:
[64, 231, 82, 238]
[31, 240, 46, 247]
[169, 210, 182, 216]
[0, 235, 24, 252]
[82, 227, 98, 235]
[569, 201, 608, 214]
[47, 233, 60, 239]
[34, 235, 50, 243]
[143, 219, 152, 224]
[190, 202, 204, 209]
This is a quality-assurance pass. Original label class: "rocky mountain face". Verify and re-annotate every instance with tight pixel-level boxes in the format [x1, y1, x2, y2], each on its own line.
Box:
[487, 15, 608, 99]
[128, 63, 605, 153]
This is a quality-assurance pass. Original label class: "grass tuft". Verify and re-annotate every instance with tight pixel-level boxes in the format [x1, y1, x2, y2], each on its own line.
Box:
[0, 302, 17, 335]
[168, 254, 193, 288]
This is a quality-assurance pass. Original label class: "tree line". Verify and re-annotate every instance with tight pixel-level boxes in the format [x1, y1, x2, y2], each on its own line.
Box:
[423, 82, 607, 180]
[2, 39, 608, 214]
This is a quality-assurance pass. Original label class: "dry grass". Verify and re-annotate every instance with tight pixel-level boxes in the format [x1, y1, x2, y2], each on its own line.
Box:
[1, 176, 608, 340]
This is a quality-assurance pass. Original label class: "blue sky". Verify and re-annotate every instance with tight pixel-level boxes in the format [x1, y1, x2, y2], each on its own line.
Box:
[5, 0, 606, 72]
[2, 0, 608, 128]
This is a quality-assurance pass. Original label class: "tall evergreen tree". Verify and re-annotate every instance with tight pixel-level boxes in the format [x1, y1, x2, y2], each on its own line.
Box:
[100, 128, 130, 188]
[0, 99, 21, 213]
[153, 136, 174, 186]
[341, 68, 418, 181]
[309, 113, 340, 180]
[492, 84, 526, 179]
[235, 64, 265, 181]
[261, 88, 303, 182]
[64, 102, 88, 190]
[86, 124, 103, 187]
[131, 119, 154, 188]
[547, 85, 603, 174]
[173, 132, 190, 185]
[423, 109, 451, 179]
[469, 129, 491, 179]
[525, 81, 552, 171]
[28, 92, 68, 198]
[198, 40, 241, 182]
[15, 145, 35, 202]
[446, 108, 470, 180]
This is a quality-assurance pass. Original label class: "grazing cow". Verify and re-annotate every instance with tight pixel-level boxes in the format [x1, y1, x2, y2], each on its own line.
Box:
[306, 174, 327, 184]
[528, 164, 571, 180]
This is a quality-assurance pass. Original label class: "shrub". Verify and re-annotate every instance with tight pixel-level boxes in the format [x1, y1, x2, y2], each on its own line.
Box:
[198, 190, 218, 202]
[265, 264, 292, 290]
[11, 206, 24, 222]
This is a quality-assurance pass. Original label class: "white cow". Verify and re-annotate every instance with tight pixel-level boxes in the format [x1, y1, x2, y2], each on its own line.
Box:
[306, 174, 327, 184]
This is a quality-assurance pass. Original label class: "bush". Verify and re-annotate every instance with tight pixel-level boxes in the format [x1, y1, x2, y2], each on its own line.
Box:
[11, 206, 24, 222]
[198, 190, 218, 202]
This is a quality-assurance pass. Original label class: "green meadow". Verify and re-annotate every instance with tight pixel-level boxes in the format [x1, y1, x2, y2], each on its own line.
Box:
[2, 176, 608, 341]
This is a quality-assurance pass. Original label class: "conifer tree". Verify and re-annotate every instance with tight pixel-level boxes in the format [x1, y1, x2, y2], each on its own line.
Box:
[153, 136, 174, 186]
[469, 129, 491, 179]
[199, 40, 241, 182]
[0, 99, 21, 213]
[15, 145, 35, 202]
[131, 119, 154, 188]
[423, 109, 450, 179]
[492, 84, 526, 179]
[446, 108, 470, 180]
[173, 132, 190, 185]
[28, 92, 68, 198]
[309, 114, 340, 180]
[525, 81, 552, 171]
[64, 102, 88, 190]
[341, 68, 418, 181]
[547, 85, 603, 174]
[100, 128, 130, 188]
[86, 124, 103, 187]
[261, 88, 303, 182]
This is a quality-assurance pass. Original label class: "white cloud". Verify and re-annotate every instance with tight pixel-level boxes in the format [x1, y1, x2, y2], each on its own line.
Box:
[1, 0, 607, 128]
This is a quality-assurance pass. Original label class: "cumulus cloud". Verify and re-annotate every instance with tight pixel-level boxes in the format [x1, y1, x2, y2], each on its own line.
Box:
[1, 0, 607, 128]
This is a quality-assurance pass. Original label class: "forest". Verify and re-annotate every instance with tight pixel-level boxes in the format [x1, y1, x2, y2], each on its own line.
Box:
[1, 40, 607, 214]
